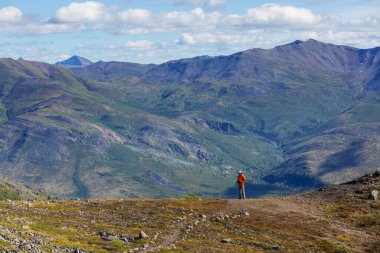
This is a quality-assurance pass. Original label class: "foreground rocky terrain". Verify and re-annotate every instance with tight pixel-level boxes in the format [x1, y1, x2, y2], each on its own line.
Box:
[0, 171, 379, 252]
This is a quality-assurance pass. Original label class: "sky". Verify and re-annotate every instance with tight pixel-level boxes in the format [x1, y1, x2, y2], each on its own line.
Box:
[0, 0, 379, 64]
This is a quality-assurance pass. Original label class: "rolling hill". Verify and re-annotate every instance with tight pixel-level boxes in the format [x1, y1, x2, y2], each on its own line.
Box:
[0, 39, 379, 198]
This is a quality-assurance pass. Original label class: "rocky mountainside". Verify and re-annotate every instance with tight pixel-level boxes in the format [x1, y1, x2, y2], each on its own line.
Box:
[55, 56, 93, 68]
[0, 176, 47, 200]
[0, 39, 379, 199]
[0, 171, 378, 252]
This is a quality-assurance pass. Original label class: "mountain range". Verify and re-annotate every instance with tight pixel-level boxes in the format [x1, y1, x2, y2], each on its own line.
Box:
[0, 39, 379, 199]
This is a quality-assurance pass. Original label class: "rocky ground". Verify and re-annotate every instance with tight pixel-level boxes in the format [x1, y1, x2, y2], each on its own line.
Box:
[0, 171, 379, 253]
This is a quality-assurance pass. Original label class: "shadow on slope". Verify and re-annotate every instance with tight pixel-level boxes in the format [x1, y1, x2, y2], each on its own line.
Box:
[318, 139, 364, 176]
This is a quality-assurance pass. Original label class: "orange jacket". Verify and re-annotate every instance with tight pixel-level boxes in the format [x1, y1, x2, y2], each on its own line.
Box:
[237, 174, 246, 186]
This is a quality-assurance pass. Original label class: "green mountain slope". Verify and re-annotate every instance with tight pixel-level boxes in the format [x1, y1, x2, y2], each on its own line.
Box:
[0, 176, 47, 200]
[0, 39, 379, 198]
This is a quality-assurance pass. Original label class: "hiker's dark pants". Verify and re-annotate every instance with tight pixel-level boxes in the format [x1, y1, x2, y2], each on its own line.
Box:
[238, 184, 245, 199]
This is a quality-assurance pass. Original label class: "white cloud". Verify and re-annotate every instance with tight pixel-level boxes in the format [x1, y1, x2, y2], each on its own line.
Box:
[179, 31, 263, 48]
[181, 33, 197, 44]
[118, 9, 153, 24]
[172, 0, 202, 5]
[0, 7, 22, 22]
[204, 0, 228, 8]
[160, 8, 222, 31]
[0, 1, 379, 63]
[172, 0, 228, 9]
[0, 22, 83, 34]
[246, 4, 323, 26]
[55, 1, 111, 23]
[124, 40, 154, 50]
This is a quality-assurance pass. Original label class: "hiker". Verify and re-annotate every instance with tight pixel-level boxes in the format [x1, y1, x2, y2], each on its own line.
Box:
[237, 171, 246, 199]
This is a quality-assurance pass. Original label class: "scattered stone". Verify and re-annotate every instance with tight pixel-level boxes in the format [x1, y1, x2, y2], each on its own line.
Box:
[371, 190, 378, 200]
[272, 244, 280, 250]
[153, 232, 160, 240]
[194, 220, 200, 226]
[221, 238, 232, 243]
[106, 235, 118, 241]
[139, 231, 148, 239]
[73, 248, 87, 253]
[97, 231, 107, 237]
[20, 243, 32, 250]
[120, 236, 135, 243]
[243, 212, 250, 216]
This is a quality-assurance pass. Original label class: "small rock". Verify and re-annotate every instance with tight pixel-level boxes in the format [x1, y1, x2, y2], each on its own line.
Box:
[272, 244, 280, 250]
[221, 238, 232, 243]
[170, 244, 176, 249]
[120, 236, 135, 243]
[194, 220, 200, 226]
[243, 212, 250, 216]
[73, 248, 87, 253]
[371, 190, 378, 200]
[139, 231, 148, 239]
[106, 235, 118, 241]
[97, 231, 107, 237]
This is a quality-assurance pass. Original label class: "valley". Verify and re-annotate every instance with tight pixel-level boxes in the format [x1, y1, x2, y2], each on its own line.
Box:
[0, 39, 379, 198]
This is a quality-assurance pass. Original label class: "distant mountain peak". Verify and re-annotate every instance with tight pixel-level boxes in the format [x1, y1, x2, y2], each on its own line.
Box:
[292, 40, 304, 45]
[55, 55, 93, 68]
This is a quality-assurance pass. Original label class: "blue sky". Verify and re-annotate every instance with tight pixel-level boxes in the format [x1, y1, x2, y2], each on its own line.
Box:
[0, 0, 379, 63]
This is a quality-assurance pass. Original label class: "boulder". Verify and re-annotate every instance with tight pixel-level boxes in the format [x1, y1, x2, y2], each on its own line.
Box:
[139, 231, 148, 239]
[371, 190, 378, 200]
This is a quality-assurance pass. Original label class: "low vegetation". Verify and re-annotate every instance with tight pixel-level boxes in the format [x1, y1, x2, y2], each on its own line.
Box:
[0, 172, 378, 252]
